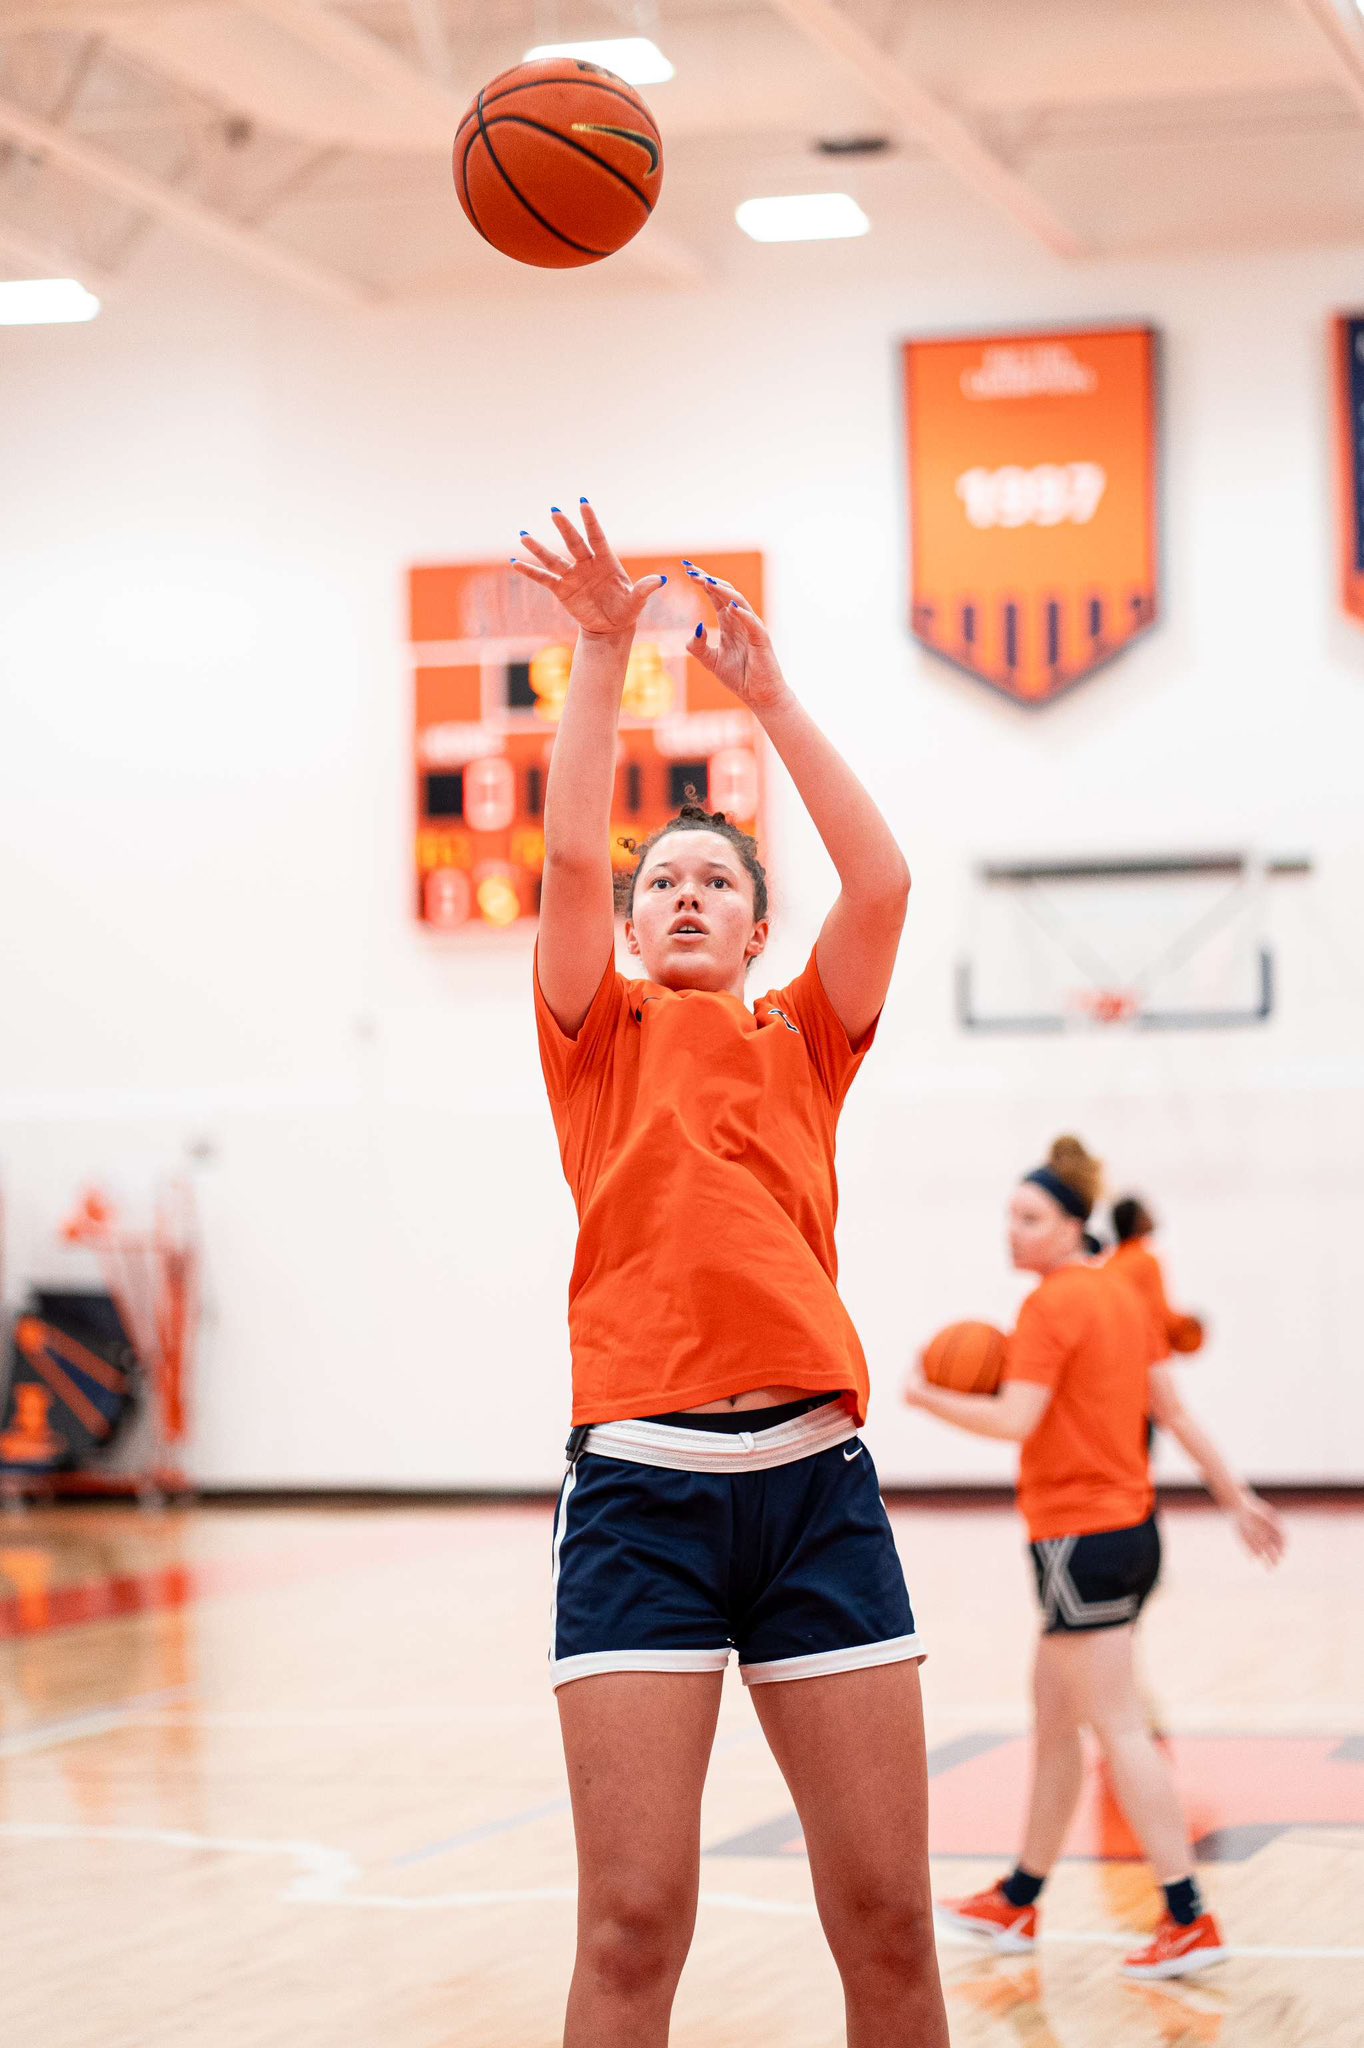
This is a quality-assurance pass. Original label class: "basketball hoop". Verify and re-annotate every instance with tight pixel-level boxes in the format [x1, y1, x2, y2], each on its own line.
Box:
[1065, 987, 1140, 1028]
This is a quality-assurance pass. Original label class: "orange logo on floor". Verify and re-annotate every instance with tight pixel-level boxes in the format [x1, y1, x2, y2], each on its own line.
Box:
[708, 1730, 1364, 1863]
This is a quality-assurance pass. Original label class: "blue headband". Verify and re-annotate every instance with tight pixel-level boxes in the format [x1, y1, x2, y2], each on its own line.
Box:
[1023, 1165, 1092, 1224]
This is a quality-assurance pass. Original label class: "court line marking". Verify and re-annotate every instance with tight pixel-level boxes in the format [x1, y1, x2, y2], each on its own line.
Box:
[0, 1823, 358, 1901]
[2, 1823, 1364, 1959]
[0, 1686, 193, 1759]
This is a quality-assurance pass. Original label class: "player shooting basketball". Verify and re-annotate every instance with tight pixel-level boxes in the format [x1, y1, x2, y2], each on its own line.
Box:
[513, 501, 947, 2048]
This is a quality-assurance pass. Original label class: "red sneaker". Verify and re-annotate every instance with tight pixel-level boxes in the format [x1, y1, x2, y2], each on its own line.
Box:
[936, 1881, 1038, 1953]
[1122, 1911, 1226, 1980]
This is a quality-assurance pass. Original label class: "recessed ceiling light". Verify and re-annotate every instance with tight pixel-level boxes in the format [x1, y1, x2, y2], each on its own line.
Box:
[0, 277, 100, 326]
[524, 37, 675, 86]
[735, 194, 870, 243]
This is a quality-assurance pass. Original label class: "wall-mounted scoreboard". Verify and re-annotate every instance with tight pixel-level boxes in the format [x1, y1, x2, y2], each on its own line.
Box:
[409, 551, 765, 931]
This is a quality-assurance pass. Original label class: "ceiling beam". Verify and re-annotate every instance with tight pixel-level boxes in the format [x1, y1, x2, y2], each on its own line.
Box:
[241, 0, 467, 134]
[242, 0, 703, 287]
[0, 212, 114, 295]
[0, 91, 374, 306]
[1286, 0, 1364, 121]
[762, 0, 1088, 258]
[404, 0, 455, 85]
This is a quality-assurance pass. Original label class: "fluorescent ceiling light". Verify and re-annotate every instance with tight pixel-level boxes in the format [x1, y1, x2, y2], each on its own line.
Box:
[0, 277, 100, 326]
[735, 194, 870, 243]
[524, 37, 674, 85]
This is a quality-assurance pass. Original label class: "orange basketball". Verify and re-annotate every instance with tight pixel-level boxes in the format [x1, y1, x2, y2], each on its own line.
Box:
[1169, 1313, 1206, 1355]
[453, 59, 663, 269]
[922, 1321, 1007, 1396]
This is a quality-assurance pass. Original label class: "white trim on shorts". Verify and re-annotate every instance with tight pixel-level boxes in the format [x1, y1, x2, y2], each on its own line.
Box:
[547, 1461, 578, 1664]
[552, 1646, 731, 1690]
[578, 1399, 856, 1475]
[740, 1631, 926, 1686]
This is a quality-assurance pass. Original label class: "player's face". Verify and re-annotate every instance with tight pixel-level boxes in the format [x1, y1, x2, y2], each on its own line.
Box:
[1008, 1184, 1083, 1273]
[625, 831, 767, 992]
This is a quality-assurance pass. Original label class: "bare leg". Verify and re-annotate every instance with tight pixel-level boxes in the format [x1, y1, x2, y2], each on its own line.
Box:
[1069, 1627, 1195, 1882]
[1019, 1632, 1087, 1875]
[752, 1661, 949, 2048]
[558, 1671, 723, 2048]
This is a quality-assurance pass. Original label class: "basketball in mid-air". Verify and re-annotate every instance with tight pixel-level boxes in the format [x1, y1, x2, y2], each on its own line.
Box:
[453, 59, 663, 269]
[922, 1320, 1008, 1396]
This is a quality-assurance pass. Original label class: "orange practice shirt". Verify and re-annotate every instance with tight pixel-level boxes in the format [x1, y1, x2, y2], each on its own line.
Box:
[534, 946, 877, 1425]
[1005, 1263, 1161, 1542]
[1107, 1236, 1199, 1357]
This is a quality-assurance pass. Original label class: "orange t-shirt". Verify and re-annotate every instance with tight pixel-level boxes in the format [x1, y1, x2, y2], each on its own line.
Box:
[534, 945, 877, 1425]
[1107, 1237, 1200, 1357]
[1005, 1263, 1161, 1542]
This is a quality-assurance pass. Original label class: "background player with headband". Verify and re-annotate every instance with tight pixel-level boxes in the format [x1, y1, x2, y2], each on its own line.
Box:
[905, 1135, 1284, 1981]
[514, 502, 948, 2048]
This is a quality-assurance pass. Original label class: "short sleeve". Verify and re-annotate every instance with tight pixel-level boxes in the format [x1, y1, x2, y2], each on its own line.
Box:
[1005, 1286, 1074, 1391]
[532, 945, 630, 1108]
[1112, 1253, 1172, 1364]
[763, 945, 879, 1111]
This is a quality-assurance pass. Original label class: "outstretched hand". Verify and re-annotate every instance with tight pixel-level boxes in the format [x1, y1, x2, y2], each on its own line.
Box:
[685, 563, 790, 714]
[511, 501, 665, 638]
[1233, 1490, 1286, 1567]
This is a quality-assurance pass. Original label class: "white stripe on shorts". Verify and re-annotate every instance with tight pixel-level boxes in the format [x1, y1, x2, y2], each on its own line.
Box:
[547, 1462, 578, 1664]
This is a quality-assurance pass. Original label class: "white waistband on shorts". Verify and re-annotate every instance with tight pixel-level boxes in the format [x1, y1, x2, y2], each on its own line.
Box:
[580, 1400, 857, 1475]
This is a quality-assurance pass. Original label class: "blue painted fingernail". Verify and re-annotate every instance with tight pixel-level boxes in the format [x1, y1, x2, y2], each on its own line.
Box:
[694, 623, 703, 638]
[580, 496, 589, 504]
[519, 530, 528, 537]
[706, 577, 717, 586]
[510, 557, 518, 564]
[551, 505, 562, 514]
[659, 574, 667, 585]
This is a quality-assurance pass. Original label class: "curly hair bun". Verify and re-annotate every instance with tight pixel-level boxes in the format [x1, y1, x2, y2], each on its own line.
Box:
[1049, 1134, 1104, 1210]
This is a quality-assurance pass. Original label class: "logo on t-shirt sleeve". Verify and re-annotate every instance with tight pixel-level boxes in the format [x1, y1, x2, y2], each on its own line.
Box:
[764, 1002, 801, 1036]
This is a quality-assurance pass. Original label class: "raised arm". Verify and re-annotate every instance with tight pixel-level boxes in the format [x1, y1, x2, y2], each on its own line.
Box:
[687, 566, 910, 1046]
[1148, 1365, 1285, 1564]
[511, 503, 665, 1036]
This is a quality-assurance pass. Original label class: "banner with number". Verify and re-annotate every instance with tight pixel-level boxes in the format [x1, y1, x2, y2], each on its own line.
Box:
[903, 327, 1159, 705]
[1333, 315, 1364, 626]
[409, 551, 765, 931]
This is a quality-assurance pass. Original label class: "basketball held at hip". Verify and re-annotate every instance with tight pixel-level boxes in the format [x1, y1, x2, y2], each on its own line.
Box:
[921, 1320, 1008, 1396]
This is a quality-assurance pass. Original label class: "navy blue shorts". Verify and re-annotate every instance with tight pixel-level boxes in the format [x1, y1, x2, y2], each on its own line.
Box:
[549, 1399, 923, 1689]
[1030, 1516, 1162, 1634]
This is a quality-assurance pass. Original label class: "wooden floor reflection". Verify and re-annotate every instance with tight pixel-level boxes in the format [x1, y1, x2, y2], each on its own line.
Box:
[1, 1498, 1360, 2046]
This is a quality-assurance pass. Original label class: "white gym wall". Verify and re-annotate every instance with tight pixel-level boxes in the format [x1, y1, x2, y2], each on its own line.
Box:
[2, 227, 1361, 1487]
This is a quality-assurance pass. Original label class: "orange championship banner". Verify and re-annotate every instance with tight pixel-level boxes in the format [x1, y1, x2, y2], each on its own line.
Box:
[903, 327, 1160, 704]
[1332, 315, 1364, 626]
[409, 552, 765, 931]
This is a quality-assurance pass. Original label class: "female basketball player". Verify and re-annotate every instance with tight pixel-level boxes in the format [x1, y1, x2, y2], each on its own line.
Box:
[1109, 1195, 1206, 1358]
[905, 1137, 1284, 1981]
[512, 504, 948, 2048]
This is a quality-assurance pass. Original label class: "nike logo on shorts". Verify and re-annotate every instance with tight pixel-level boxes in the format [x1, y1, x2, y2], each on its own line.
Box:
[843, 1444, 864, 1462]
